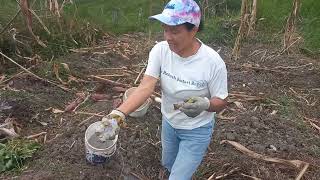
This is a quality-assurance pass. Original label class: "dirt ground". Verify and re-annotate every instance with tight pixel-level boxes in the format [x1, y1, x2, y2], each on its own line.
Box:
[0, 33, 320, 180]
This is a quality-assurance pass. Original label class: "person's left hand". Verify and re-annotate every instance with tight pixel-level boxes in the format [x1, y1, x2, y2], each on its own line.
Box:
[179, 97, 210, 118]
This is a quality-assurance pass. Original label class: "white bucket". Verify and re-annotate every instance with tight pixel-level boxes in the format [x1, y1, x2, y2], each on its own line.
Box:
[85, 121, 118, 165]
[123, 87, 152, 117]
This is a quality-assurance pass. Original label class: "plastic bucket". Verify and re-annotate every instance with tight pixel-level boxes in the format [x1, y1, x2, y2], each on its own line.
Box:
[123, 87, 152, 117]
[85, 121, 118, 165]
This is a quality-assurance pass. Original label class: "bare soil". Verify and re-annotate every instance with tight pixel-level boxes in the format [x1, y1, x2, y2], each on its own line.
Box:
[0, 33, 319, 180]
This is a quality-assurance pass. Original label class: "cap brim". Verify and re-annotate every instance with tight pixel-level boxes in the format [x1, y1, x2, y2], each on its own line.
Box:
[149, 14, 181, 26]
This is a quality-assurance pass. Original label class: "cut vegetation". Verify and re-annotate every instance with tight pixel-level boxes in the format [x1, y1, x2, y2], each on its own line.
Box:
[0, 0, 319, 179]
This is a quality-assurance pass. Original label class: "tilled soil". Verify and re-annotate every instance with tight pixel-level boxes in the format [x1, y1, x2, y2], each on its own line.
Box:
[0, 34, 319, 180]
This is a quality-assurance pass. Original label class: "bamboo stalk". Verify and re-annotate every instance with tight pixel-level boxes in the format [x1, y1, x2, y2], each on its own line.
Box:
[283, 0, 301, 52]
[295, 163, 309, 180]
[247, 0, 257, 36]
[74, 111, 105, 117]
[27, 131, 47, 139]
[221, 140, 309, 170]
[29, 8, 50, 34]
[232, 0, 249, 60]
[90, 75, 130, 87]
[134, 67, 145, 84]
[72, 94, 91, 112]
[96, 74, 128, 77]
[0, 0, 40, 35]
[18, 0, 47, 47]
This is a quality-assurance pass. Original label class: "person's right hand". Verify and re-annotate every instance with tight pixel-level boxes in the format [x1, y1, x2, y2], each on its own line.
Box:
[95, 109, 126, 141]
[101, 109, 126, 127]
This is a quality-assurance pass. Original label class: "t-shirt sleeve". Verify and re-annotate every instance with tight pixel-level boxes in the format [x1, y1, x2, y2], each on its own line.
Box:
[208, 60, 228, 100]
[144, 44, 161, 79]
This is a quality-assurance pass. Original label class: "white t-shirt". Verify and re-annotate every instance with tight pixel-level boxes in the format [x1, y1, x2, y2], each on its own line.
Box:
[145, 40, 228, 129]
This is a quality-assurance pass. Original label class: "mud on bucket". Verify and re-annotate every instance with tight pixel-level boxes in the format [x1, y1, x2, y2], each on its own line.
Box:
[85, 121, 118, 165]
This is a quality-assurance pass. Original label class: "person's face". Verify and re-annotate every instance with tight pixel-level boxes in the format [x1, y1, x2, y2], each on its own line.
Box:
[163, 24, 197, 54]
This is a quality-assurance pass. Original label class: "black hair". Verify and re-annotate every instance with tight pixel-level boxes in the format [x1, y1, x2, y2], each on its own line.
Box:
[184, 0, 204, 32]
[183, 20, 204, 32]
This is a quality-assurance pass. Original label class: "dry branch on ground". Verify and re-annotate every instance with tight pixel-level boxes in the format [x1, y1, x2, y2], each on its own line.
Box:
[221, 140, 310, 180]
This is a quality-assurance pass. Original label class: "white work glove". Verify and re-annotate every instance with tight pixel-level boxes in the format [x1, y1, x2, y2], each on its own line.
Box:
[95, 109, 126, 141]
[179, 97, 210, 118]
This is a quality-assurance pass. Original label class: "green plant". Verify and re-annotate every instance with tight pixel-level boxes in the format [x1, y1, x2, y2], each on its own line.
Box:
[308, 144, 320, 158]
[257, 0, 320, 54]
[275, 96, 309, 132]
[198, 16, 238, 45]
[1, 0, 319, 61]
[0, 139, 41, 172]
[277, 96, 296, 118]
[63, 0, 163, 34]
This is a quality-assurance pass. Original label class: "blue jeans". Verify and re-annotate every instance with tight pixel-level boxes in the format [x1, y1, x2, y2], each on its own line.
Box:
[161, 117, 214, 180]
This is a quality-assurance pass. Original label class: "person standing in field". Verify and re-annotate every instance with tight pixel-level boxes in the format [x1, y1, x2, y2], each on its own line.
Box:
[100, 0, 228, 179]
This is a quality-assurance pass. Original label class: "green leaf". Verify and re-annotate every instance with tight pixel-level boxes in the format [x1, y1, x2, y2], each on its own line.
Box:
[0, 163, 6, 172]
[0, 139, 41, 172]
[5, 158, 14, 169]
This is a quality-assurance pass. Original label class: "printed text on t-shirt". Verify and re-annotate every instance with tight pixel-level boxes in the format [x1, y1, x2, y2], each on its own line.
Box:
[162, 70, 206, 88]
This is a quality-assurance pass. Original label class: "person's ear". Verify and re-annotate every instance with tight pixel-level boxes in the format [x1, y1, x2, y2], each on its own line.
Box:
[192, 27, 198, 36]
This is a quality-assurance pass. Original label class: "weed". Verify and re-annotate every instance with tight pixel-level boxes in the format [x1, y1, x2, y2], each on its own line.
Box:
[198, 16, 238, 45]
[0, 139, 41, 172]
[308, 144, 320, 158]
[276, 96, 309, 132]
[194, 163, 215, 178]
[277, 96, 296, 118]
